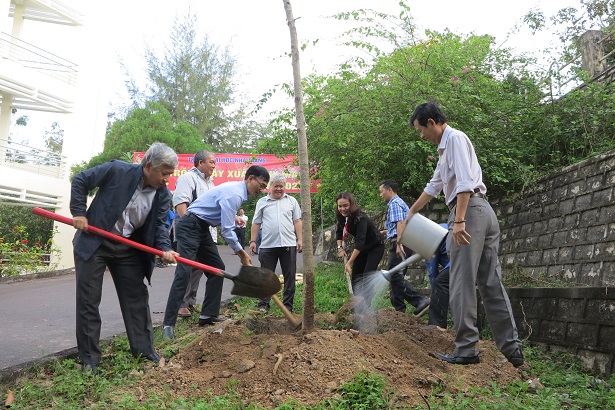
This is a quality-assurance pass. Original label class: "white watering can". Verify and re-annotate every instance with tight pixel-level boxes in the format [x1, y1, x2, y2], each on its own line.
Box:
[380, 213, 448, 281]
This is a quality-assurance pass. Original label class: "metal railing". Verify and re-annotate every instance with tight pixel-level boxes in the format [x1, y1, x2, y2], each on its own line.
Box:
[0, 140, 67, 178]
[0, 32, 78, 86]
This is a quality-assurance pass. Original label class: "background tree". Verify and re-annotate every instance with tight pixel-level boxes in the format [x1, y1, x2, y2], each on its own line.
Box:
[261, 1, 615, 229]
[72, 101, 206, 176]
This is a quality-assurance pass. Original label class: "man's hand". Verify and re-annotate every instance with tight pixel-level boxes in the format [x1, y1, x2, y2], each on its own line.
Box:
[396, 242, 406, 258]
[235, 216, 245, 227]
[237, 249, 252, 266]
[73, 216, 88, 232]
[296, 239, 303, 253]
[249, 241, 257, 255]
[161, 250, 179, 264]
[452, 222, 471, 246]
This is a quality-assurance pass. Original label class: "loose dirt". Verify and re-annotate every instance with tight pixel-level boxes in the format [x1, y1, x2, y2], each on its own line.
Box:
[138, 309, 522, 407]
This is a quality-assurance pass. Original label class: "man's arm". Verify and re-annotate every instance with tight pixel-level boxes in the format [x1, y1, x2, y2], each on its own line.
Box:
[293, 218, 303, 253]
[175, 203, 188, 217]
[249, 223, 261, 255]
[452, 192, 471, 246]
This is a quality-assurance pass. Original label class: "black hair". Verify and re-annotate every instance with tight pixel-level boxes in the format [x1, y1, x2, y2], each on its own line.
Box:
[379, 179, 399, 193]
[245, 165, 270, 182]
[409, 102, 447, 127]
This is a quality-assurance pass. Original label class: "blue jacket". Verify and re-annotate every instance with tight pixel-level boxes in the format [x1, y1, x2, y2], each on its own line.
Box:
[70, 160, 172, 281]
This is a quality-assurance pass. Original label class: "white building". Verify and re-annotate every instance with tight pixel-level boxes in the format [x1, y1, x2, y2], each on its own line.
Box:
[0, 0, 105, 269]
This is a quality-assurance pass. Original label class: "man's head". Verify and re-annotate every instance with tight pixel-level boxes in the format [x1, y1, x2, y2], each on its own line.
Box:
[379, 179, 399, 203]
[141, 142, 178, 189]
[238, 208, 245, 216]
[409, 102, 447, 145]
[244, 165, 270, 197]
[268, 174, 287, 200]
[194, 150, 216, 178]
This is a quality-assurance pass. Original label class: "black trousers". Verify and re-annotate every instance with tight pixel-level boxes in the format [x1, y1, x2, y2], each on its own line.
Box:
[234, 227, 246, 247]
[387, 242, 426, 312]
[74, 239, 155, 366]
[428, 266, 450, 327]
[163, 213, 225, 326]
[352, 243, 385, 307]
[257, 247, 297, 312]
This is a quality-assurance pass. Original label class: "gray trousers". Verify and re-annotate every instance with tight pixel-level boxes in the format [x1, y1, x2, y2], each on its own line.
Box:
[74, 239, 155, 366]
[180, 268, 203, 308]
[447, 197, 520, 357]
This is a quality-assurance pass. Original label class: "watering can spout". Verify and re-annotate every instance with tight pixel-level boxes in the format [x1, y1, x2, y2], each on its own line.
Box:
[381, 270, 392, 282]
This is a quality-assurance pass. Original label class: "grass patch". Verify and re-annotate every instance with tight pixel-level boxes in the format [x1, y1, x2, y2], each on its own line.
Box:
[2, 262, 613, 409]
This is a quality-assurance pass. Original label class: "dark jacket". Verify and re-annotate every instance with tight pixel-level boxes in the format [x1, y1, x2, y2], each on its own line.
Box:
[70, 160, 172, 281]
[336, 211, 383, 252]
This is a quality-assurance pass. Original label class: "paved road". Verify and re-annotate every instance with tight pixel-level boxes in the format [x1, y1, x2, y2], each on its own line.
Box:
[0, 246, 310, 371]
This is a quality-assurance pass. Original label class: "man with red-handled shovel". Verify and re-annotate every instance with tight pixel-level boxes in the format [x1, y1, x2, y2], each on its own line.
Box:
[162, 165, 270, 340]
[70, 142, 180, 375]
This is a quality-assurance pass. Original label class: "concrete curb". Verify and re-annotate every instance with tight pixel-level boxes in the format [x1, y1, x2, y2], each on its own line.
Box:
[0, 268, 75, 285]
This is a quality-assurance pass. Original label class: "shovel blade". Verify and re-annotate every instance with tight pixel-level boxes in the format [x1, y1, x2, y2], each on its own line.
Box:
[228, 265, 281, 298]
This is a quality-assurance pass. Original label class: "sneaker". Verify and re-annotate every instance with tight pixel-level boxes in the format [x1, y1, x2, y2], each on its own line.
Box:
[162, 325, 175, 340]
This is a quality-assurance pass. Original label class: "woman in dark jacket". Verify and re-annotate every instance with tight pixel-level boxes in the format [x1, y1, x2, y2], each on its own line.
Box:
[335, 192, 385, 307]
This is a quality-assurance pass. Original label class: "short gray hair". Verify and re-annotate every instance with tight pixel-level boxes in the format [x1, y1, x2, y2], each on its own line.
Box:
[141, 142, 178, 168]
[270, 173, 286, 185]
[194, 150, 215, 165]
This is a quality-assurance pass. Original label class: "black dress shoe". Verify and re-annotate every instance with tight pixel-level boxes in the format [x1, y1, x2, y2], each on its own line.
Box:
[83, 363, 98, 375]
[414, 298, 430, 317]
[434, 352, 480, 365]
[143, 352, 161, 362]
[507, 348, 524, 367]
[199, 316, 229, 326]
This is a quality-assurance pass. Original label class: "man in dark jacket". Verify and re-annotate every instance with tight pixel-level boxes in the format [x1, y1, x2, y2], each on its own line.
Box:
[70, 142, 179, 375]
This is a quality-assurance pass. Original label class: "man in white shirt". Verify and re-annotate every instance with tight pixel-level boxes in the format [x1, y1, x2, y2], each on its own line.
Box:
[249, 174, 302, 313]
[234, 208, 249, 247]
[172, 150, 217, 318]
[404, 102, 523, 368]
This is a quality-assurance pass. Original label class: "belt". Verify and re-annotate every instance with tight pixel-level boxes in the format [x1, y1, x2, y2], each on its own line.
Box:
[184, 211, 211, 228]
[448, 191, 485, 210]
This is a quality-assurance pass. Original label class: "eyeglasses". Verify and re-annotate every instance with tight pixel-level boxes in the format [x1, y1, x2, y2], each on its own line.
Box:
[256, 178, 268, 190]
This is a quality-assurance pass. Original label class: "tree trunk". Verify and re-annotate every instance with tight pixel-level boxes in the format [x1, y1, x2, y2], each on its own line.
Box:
[282, 0, 314, 331]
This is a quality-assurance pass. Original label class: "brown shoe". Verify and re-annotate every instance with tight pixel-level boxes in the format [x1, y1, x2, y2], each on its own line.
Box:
[178, 307, 192, 317]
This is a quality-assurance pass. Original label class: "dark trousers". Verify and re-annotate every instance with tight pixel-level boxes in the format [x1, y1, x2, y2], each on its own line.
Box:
[258, 247, 297, 311]
[352, 243, 385, 307]
[234, 227, 246, 247]
[428, 266, 450, 327]
[387, 242, 427, 312]
[163, 213, 225, 327]
[74, 239, 154, 366]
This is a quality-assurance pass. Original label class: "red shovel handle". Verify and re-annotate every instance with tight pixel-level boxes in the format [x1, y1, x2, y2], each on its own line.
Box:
[32, 207, 224, 276]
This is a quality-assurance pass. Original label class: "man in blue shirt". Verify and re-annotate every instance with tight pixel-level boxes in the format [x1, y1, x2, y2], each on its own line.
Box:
[162, 165, 270, 339]
[379, 180, 430, 316]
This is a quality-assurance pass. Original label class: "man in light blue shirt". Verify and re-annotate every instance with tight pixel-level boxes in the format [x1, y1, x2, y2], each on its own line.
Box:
[379, 179, 430, 316]
[162, 165, 270, 339]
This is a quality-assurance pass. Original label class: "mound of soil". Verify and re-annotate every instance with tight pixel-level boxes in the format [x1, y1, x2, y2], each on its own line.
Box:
[141, 309, 522, 407]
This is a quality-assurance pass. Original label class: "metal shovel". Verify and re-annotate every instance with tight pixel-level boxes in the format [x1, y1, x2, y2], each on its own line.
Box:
[33, 207, 281, 299]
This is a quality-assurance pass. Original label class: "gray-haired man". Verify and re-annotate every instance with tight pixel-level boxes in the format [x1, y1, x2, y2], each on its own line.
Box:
[71, 142, 179, 374]
[249, 174, 302, 312]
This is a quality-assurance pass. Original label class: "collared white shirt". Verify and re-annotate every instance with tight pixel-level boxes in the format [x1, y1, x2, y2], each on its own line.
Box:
[424, 125, 486, 206]
[253, 193, 301, 248]
[112, 178, 156, 237]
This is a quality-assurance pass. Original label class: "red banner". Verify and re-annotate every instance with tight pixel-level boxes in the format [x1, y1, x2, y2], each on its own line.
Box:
[132, 152, 319, 193]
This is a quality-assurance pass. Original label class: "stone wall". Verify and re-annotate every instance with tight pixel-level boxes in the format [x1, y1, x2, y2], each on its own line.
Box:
[496, 149, 615, 286]
[504, 287, 615, 375]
